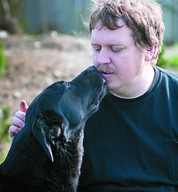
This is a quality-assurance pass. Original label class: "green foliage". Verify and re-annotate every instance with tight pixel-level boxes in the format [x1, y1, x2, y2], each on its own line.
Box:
[167, 55, 178, 67]
[157, 44, 169, 69]
[0, 106, 11, 144]
[0, 43, 7, 77]
[0, 151, 8, 164]
[173, 43, 178, 48]
[157, 44, 178, 69]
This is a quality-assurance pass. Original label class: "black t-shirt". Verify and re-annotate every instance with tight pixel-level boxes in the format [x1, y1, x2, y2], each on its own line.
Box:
[78, 67, 178, 191]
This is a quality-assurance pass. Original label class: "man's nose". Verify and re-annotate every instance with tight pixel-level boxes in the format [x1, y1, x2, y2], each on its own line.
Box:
[97, 48, 111, 65]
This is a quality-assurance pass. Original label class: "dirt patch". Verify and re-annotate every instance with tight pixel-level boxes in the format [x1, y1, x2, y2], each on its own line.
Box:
[0, 33, 92, 115]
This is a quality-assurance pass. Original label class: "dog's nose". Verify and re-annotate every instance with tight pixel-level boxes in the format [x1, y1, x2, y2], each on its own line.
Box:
[87, 65, 97, 72]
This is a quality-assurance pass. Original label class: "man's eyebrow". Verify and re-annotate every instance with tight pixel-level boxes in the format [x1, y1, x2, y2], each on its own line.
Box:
[107, 43, 124, 46]
[91, 43, 100, 46]
[91, 43, 124, 46]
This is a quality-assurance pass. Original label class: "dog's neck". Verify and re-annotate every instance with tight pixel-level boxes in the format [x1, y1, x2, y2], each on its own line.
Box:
[0, 127, 84, 192]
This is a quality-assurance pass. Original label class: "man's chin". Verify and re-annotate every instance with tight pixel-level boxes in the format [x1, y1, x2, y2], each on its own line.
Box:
[105, 81, 121, 96]
[105, 82, 113, 95]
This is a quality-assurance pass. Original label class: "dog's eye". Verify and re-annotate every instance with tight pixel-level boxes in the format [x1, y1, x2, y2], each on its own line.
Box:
[66, 82, 70, 88]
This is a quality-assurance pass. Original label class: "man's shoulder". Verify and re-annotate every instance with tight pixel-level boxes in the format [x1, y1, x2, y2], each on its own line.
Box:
[155, 67, 178, 100]
[156, 66, 178, 81]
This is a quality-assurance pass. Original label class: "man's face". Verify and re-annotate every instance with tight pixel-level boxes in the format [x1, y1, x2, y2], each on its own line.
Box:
[91, 19, 150, 97]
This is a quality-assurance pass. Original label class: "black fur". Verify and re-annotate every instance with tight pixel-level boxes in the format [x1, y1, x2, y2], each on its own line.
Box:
[0, 66, 105, 192]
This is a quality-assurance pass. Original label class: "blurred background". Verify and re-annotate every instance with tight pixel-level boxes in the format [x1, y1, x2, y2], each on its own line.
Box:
[0, 0, 177, 43]
[0, 0, 178, 162]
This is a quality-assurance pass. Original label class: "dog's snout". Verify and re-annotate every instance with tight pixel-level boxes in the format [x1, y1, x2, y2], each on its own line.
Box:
[85, 66, 104, 88]
[70, 65, 104, 91]
[87, 65, 97, 72]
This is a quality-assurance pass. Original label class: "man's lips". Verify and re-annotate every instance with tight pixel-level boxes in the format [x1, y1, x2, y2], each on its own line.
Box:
[102, 71, 113, 79]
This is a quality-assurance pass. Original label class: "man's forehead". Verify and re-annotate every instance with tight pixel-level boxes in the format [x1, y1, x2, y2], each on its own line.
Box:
[91, 19, 133, 46]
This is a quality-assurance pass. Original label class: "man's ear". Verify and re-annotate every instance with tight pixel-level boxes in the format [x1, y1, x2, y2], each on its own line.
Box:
[32, 111, 61, 162]
[145, 45, 155, 62]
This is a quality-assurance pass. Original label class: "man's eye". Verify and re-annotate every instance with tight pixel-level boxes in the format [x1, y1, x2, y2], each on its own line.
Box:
[111, 47, 123, 53]
[93, 47, 101, 52]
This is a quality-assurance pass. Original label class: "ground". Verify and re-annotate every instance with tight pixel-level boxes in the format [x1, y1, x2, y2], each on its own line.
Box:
[0, 33, 92, 116]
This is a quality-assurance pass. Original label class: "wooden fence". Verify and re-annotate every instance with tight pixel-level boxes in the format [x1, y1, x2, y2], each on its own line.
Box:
[159, 0, 178, 44]
[18, 0, 91, 35]
[18, 0, 178, 44]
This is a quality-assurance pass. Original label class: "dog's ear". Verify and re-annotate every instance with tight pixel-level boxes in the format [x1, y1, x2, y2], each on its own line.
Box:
[32, 111, 61, 162]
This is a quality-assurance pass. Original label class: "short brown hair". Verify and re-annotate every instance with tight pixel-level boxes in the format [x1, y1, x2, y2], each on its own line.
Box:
[89, 0, 165, 66]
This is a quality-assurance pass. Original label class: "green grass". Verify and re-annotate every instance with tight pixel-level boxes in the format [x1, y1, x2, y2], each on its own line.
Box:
[0, 106, 11, 164]
[0, 43, 7, 77]
[0, 106, 11, 144]
[0, 151, 8, 164]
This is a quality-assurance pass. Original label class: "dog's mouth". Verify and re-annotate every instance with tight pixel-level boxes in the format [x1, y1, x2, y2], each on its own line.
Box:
[92, 84, 106, 110]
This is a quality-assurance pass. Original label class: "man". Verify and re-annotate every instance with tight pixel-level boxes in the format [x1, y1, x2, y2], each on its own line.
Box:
[9, 0, 178, 191]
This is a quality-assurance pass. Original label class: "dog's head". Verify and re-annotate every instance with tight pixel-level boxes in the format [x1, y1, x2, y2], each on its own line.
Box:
[24, 66, 105, 162]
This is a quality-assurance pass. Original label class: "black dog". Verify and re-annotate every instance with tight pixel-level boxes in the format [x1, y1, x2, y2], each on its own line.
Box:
[0, 66, 105, 192]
